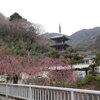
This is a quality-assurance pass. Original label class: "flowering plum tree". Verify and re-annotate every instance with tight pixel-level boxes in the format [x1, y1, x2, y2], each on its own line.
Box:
[41, 56, 75, 87]
[0, 56, 26, 83]
[26, 56, 75, 87]
[0, 55, 75, 86]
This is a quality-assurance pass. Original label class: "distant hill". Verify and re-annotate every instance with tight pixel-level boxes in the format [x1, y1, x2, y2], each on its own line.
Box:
[41, 33, 64, 39]
[69, 27, 100, 50]
[42, 27, 100, 51]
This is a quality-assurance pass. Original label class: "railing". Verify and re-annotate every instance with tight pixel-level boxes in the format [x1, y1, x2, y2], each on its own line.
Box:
[0, 83, 100, 100]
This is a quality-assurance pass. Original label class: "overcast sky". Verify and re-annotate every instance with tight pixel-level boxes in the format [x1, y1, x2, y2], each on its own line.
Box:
[0, 0, 100, 35]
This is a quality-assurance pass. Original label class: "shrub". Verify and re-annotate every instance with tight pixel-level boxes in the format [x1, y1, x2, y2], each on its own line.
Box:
[86, 75, 96, 83]
[76, 78, 86, 88]
[95, 76, 100, 87]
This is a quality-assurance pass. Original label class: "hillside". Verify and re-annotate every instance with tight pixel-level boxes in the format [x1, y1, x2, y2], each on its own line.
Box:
[42, 27, 100, 51]
[69, 27, 100, 50]
[0, 13, 51, 56]
[41, 33, 65, 39]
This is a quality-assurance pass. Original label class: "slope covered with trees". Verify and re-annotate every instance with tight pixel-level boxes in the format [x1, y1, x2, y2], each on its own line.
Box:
[68, 27, 100, 50]
[0, 12, 51, 56]
[42, 27, 100, 51]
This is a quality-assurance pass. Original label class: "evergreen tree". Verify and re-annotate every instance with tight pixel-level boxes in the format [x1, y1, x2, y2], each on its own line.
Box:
[9, 12, 22, 21]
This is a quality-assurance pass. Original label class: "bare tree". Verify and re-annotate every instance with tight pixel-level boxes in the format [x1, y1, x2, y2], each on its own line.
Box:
[33, 23, 47, 35]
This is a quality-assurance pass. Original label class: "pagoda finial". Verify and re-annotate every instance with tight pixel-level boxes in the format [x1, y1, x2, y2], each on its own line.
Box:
[59, 23, 61, 34]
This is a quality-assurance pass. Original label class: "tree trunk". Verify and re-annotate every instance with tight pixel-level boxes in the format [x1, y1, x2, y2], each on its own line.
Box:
[71, 64, 73, 69]
[92, 67, 95, 72]
[85, 70, 88, 76]
[13, 75, 18, 84]
[92, 67, 96, 76]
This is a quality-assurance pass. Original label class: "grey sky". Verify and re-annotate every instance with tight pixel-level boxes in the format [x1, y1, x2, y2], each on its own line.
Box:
[0, 0, 100, 35]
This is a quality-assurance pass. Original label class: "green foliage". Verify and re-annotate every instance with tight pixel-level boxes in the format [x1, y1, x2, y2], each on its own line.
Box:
[48, 51, 60, 58]
[63, 52, 84, 64]
[95, 77, 100, 87]
[61, 47, 84, 64]
[86, 75, 100, 89]
[76, 75, 100, 90]
[76, 78, 86, 88]
[66, 47, 75, 53]
[86, 75, 96, 83]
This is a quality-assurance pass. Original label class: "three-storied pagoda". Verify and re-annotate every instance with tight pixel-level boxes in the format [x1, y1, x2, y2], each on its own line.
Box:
[50, 24, 70, 53]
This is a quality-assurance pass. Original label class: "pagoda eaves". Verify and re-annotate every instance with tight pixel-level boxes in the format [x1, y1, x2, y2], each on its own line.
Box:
[50, 43, 69, 48]
[50, 35, 69, 42]
[49, 34, 70, 53]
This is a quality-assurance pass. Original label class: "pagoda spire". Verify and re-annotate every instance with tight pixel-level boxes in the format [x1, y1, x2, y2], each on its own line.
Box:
[59, 23, 61, 34]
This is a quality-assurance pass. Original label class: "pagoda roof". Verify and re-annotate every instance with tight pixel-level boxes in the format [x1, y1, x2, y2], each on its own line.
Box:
[50, 35, 69, 41]
[50, 43, 69, 48]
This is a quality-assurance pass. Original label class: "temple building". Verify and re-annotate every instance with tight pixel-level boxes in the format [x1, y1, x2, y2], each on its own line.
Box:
[50, 24, 70, 53]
